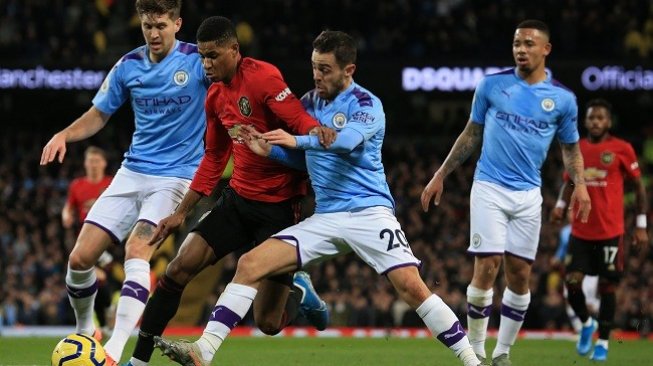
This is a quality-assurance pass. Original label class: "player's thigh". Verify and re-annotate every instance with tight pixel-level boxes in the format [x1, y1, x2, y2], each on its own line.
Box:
[68, 223, 114, 270]
[84, 168, 141, 243]
[166, 232, 217, 285]
[191, 187, 253, 261]
[505, 188, 542, 261]
[344, 207, 421, 275]
[469, 181, 510, 255]
[139, 175, 191, 226]
[272, 213, 347, 269]
[596, 235, 624, 282]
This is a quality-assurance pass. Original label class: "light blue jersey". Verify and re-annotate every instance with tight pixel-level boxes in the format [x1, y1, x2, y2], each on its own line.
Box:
[93, 41, 209, 179]
[296, 82, 394, 213]
[470, 68, 579, 190]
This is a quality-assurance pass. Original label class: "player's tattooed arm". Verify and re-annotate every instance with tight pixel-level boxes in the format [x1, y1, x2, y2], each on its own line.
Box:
[437, 121, 483, 177]
[560, 142, 585, 185]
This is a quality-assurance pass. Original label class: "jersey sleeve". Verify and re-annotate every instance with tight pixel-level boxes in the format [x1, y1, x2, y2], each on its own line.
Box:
[189, 96, 233, 196]
[345, 102, 384, 142]
[470, 77, 490, 125]
[92, 60, 128, 115]
[259, 68, 319, 134]
[621, 142, 641, 179]
[555, 96, 580, 144]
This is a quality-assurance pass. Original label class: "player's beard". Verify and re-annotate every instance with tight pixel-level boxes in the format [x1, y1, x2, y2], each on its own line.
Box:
[323, 78, 346, 101]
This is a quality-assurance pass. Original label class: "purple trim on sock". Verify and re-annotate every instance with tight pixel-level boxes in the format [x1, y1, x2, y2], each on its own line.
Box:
[84, 220, 121, 245]
[272, 235, 302, 270]
[137, 218, 158, 227]
[436, 320, 466, 347]
[504, 250, 535, 264]
[467, 303, 492, 319]
[501, 303, 527, 321]
[67, 281, 98, 298]
[209, 305, 242, 329]
[381, 261, 421, 276]
[120, 280, 149, 304]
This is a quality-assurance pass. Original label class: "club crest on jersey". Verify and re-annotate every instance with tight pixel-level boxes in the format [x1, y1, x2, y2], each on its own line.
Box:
[541, 98, 555, 112]
[601, 151, 615, 165]
[332, 112, 348, 128]
[238, 96, 252, 117]
[173, 70, 189, 86]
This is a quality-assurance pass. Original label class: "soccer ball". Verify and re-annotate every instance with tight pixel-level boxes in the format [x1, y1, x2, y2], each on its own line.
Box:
[51, 333, 107, 366]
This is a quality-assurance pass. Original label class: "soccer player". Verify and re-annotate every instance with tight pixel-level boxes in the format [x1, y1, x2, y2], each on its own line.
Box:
[154, 30, 483, 366]
[420, 20, 591, 366]
[124, 16, 332, 366]
[62, 146, 114, 335]
[549, 98, 648, 361]
[40, 1, 209, 364]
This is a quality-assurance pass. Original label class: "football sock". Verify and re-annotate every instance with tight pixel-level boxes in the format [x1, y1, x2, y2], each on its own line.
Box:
[66, 264, 98, 336]
[466, 285, 493, 358]
[132, 274, 185, 363]
[104, 258, 150, 361]
[196, 283, 257, 362]
[416, 294, 472, 358]
[493, 288, 529, 359]
[598, 290, 615, 340]
[567, 281, 590, 323]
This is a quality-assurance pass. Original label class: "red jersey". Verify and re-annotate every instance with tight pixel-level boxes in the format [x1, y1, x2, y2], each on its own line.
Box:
[565, 136, 641, 240]
[67, 176, 113, 223]
[190, 57, 319, 202]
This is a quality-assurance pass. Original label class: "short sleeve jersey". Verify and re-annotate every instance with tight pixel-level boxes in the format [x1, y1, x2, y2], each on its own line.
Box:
[565, 136, 641, 240]
[470, 68, 579, 190]
[300, 82, 395, 213]
[93, 41, 209, 179]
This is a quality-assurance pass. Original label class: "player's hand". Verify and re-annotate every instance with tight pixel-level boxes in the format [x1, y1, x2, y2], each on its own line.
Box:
[310, 126, 337, 148]
[62, 212, 74, 229]
[261, 129, 297, 148]
[239, 125, 272, 157]
[549, 206, 565, 224]
[549, 256, 562, 271]
[633, 227, 649, 249]
[569, 183, 591, 223]
[420, 171, 445, 212]
[148, 213, 185, 246]
[40, 132, 68, 165]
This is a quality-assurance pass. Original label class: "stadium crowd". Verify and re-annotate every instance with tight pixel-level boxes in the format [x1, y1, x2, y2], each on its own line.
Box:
[2, 0, 653, 66]
[1, 0, 653, 341]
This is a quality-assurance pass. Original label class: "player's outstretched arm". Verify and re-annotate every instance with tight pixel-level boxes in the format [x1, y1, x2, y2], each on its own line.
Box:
[560, 142, 591, 223]
[40, 106, 110, 165]
[420, 120, 483, 212]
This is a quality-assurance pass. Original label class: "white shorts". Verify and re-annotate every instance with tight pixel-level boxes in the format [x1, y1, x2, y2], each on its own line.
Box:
[85, 167, 190, 243]
[273, 206, 421, 274]
[469, 180, 542, 261]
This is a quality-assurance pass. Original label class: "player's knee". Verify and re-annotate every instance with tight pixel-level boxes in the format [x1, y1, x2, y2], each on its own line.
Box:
[256, 319, 282, 336]
[565, 272, 584, 291]
[124, 240, 153, 261]
[235, 252, 262, 284]
[68, 248, 95, 270]
[164, 258, 194, 286]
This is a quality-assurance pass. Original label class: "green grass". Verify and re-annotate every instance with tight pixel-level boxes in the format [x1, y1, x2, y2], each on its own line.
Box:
[1, 337, 651, 366]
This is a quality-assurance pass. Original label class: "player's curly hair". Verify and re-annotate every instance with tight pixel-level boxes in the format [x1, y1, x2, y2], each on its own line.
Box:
[196, 16, 238, 45]
[313, 30, 357, 69]
[135, 0, 182, 19]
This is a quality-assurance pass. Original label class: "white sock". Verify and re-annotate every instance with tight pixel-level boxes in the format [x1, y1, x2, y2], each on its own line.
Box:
[196, 283, 257, 362]
[466, 285, 493, 358]
[493, 288, 530, 359]
[128, 357, 148, 366]
[104, 258, 151, 361]
[595, 339, 608, 349]
[416, 294, 472, 358]
[66, 265, 98, 336]
[583, 317, 594, 327]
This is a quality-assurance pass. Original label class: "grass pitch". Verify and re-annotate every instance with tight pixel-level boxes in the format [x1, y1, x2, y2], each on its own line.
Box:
[0, 337, 650, 366]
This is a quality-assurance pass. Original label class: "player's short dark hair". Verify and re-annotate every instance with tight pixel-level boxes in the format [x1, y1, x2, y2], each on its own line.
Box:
[135, 0, 182, 19]
[196, 16, 238, 45]
[84, 146, 107, 160]
[312, 30, 357, 69]
[516, 19, 550, 39]
[586, 98, 613, 117]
